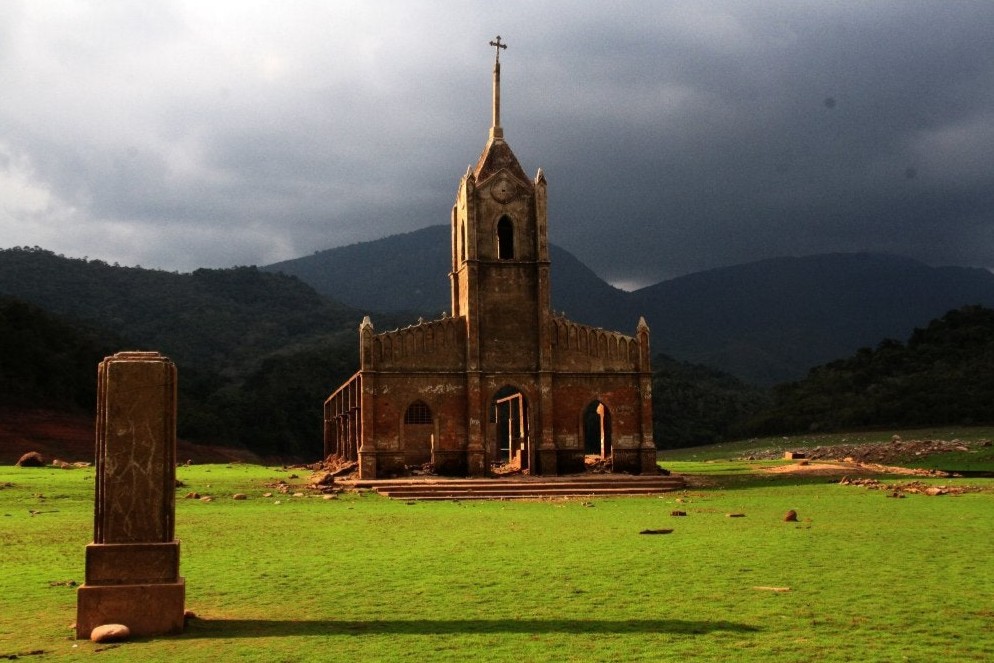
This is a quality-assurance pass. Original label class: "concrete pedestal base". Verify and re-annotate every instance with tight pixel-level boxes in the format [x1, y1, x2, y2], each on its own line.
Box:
[76, 578, 185, 639]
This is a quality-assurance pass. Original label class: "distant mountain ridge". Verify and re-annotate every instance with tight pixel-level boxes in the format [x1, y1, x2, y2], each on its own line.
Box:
[262, 226, 994, 384]
[263, 226, 629, 329]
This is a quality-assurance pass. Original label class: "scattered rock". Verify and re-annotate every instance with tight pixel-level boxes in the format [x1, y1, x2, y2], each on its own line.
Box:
[232, 493, 248, 500]
[184, 492, 200, 499]
[322, 494, 337, 500]
[16, 451, 45, 467]
[747, 437, 992, 466]
[639, 528, 674, 535]
[840, 477, 979, 496]
[90, 624, 130, 643]
[199, 496, 213, 503]
[263, 492, 273, 498]
[52, 458, 73, 469]
[670, 510, 687, 517]
[753, 586, 791, 592]
[292, 492, 304, 498]
[783, 510, 798, 522]
[310, 472, 335, 487]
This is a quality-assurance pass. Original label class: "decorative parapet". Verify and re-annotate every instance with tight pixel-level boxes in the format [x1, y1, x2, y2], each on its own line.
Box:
[550, 315, 642, 371]
[371, 316, 467, 370]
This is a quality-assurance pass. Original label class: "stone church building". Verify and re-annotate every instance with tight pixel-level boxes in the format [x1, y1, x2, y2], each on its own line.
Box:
[324, 40, 657, 479]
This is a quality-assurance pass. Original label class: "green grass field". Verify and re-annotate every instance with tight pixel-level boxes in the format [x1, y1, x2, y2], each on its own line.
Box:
[2, 454, 993, 662]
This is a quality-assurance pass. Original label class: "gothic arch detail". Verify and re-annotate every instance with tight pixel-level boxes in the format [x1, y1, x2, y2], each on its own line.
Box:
[496, 215, 515, 260]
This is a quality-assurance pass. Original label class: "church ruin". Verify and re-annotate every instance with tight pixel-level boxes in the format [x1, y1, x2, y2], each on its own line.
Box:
[324, 38, 657, 479]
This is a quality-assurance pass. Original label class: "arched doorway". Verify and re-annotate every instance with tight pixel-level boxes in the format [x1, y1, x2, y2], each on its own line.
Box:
[491, 386, 528, 469]
[583, 400, 612, 458]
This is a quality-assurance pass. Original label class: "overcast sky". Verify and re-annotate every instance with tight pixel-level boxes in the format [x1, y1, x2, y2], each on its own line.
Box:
[2, 1, 993, 289]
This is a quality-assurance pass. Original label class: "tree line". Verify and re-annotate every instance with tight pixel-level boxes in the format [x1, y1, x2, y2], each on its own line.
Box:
[3, 248, 993, 457]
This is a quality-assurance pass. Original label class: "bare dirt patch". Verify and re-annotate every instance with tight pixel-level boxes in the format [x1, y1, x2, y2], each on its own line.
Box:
[747, 436, 990, 466]
[839, 476, 989, 496]
[761, 460, 951, 477]
[0, 407, 262, 465]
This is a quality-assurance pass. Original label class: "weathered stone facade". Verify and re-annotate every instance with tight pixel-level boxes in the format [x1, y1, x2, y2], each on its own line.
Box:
[325, 46, 656, 479]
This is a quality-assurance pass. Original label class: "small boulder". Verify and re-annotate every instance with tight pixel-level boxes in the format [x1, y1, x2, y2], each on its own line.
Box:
[232, 493, 248, 500]
[90, 623, 130, 643]
[783, 510, 798, 522]
[16, 451, 45, 467]
[310, 472, 335, 487]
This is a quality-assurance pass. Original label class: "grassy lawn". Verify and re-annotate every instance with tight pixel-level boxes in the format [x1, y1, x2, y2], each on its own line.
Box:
[1, 461, 992, 662]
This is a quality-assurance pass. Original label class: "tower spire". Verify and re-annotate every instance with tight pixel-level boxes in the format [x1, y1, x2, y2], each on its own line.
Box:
[489, 35, 507, 141]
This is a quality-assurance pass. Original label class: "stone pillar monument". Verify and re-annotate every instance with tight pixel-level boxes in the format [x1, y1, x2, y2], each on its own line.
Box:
[76, 351, 185, 639]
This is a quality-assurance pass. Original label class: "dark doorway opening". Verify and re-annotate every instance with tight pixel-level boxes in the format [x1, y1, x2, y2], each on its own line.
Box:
[492, 386, 528, 470]
[583, 401, 612, 458]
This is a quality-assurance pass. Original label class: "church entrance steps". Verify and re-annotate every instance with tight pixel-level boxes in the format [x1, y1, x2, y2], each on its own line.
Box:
[344, 475, 685, 500]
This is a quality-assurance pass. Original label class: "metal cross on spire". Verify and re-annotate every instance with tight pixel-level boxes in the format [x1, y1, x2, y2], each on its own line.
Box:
[489, 35, 507, 64]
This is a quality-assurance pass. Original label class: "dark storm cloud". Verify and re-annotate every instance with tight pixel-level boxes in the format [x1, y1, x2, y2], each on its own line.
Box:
[1, 1, 993, 285]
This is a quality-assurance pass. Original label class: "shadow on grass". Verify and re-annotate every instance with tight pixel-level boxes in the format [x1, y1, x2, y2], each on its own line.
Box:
[182, 618, 759, 638]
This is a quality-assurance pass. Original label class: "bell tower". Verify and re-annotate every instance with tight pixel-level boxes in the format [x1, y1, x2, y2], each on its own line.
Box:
[450, 36, 552, 373]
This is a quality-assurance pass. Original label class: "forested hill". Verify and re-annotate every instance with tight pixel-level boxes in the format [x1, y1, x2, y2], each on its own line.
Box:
[263, 227, 994, 384]
[3, 246, 993, 458]
[262, 225, 629, 329]
[741, 306, 994, 435]
[0, 247, 375, 457]
[0, 296, 117, 410]
[0, 247, 361, 378]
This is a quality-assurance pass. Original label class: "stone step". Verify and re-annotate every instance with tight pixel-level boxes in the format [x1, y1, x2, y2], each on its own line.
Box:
[352, 476, 681, 490]
[378, 487, 680, 500]
[358, 475, 686, 500]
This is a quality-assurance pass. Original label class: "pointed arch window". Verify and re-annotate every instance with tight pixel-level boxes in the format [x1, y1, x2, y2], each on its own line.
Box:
[497, 216, 515, 260]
